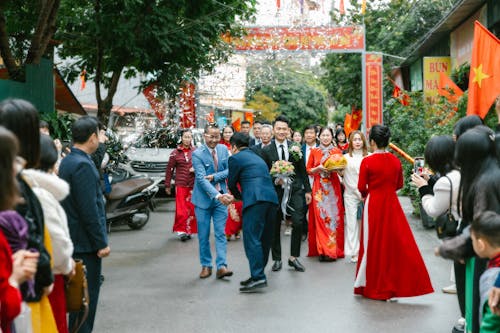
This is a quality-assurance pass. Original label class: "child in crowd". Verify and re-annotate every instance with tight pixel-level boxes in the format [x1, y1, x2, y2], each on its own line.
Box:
[470, 211, 500, 333]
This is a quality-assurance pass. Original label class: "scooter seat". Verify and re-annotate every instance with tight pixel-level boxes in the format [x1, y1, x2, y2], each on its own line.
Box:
[107, 178, 153, 200]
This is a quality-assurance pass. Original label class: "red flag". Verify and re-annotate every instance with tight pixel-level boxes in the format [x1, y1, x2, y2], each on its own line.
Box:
[244, 112, 254, 126]
[206, 111, 215, 123]
[232, 118, 241, 132]
[80, 69, 86, 90]
[437, 72, 463, 103]
[351, 109, 362, 131]
[467, 21, 500, 119]
[391, 80, 410, 106]
[339, 0, 345, 15]
[277, 0, 280, 9]
[344, 113, 353, 138]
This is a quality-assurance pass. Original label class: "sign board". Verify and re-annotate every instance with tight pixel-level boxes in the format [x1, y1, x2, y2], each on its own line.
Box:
[223, 26, 364, 52]
[423, 57, 451, 100]
[365, 53, 383, 129]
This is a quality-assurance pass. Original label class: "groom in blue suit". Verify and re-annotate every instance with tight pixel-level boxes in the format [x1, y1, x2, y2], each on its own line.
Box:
[192, 123, 234, 279]
[228, 133, 278, 292]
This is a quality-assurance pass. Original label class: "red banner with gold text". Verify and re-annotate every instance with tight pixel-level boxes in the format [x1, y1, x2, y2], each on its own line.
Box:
[223, 26, 364, 52]
[365, 53, 383, 129]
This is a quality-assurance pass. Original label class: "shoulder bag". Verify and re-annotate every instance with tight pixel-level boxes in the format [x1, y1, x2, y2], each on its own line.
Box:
[66, 259, 89, 333]
[434, 176, 459, 239]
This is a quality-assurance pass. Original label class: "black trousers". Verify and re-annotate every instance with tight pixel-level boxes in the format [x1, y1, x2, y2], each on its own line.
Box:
[272, 189, 305, 260]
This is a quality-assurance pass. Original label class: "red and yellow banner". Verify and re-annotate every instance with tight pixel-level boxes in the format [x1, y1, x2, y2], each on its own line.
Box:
[223, 26, 364, 52]
[365, 53, 383, 129]
[179, 82, 196, 128]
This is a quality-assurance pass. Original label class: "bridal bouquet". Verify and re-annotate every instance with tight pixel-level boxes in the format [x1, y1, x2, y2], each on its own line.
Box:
[270, 160, 295, 177]
[289, 143, 303, 161]
[270, 160, 295, 216]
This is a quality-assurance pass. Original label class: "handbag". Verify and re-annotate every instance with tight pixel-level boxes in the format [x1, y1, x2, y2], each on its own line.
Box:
[434, 176, 458, 239]
[66, 259, 90, 333]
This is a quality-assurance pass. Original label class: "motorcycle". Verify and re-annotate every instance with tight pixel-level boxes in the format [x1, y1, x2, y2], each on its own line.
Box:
[105, 161, 160, 230]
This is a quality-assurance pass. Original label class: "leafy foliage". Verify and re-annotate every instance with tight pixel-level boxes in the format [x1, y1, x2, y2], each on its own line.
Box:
[56, 0, 257, 120]
[321, 0, 460, 109]
[246, 60, 328, 132]
[244, 91, 279, 122]
[40, 111, 76, 141]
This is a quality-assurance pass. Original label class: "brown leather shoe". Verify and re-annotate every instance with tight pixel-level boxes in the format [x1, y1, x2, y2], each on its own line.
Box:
[199, 267, 212, 279]
[216, 266, 233, 279]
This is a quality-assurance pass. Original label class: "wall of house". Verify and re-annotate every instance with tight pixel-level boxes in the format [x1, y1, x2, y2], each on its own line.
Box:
[0, 58, 54, 113]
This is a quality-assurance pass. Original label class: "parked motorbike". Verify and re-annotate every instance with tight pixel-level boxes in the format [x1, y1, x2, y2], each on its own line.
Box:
[105, 161, 160, 230]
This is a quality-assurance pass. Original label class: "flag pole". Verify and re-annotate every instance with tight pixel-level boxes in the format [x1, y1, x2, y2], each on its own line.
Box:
[361, 21, 367, 136]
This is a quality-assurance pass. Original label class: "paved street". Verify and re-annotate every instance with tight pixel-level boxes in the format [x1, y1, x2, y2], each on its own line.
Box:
[95, 197, 459, 333]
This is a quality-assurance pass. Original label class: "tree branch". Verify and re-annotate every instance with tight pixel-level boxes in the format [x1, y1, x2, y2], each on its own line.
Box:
[36, 0, 60, 64]
[26, 0, 56, 64]
[0, 9, 21, 80]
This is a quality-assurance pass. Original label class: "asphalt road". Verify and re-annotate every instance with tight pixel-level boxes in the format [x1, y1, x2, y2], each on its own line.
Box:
[94, 197, 459, 333]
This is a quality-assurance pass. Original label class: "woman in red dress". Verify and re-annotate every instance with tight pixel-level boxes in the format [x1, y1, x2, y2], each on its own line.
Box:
[220, 126, 243, 240]
[306, 127, 345, 261]
[165, 129, 197, 241]
[354, 124, 433, 300]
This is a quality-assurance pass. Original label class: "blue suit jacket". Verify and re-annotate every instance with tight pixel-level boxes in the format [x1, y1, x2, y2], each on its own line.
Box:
[191, 144, 229, 209]
[228, 148, 278, 211]
[59, 148, 108, 253]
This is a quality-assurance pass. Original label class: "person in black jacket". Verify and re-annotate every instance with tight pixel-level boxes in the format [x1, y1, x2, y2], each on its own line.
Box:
[59, 116, 110, 333]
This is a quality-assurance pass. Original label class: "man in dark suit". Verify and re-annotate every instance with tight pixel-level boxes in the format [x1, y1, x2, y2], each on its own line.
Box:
[59, 116, 110, 333]
[251, 123, 273, 157]
[301, 125, 318, 241]
[228, 132, 278, 292]
[261, 115, 312, 272]
[249, 120, 263, 146]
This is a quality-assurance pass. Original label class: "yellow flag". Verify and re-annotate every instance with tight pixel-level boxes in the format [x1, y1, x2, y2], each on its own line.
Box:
[361, 0, 366, 15]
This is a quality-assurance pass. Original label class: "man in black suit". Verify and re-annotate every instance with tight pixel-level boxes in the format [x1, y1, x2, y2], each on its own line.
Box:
[261, 115, 312, 272]
[228, 133, 279, 292]
[251, 123, 273, 157]
[59, 116, 110, 333]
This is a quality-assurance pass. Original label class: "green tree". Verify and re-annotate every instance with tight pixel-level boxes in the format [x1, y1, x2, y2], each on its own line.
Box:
[246, 60, 328, 131]
[57, 0, 256, 121]
[0, 1, 61, 81]
[321, 0, 460, 110]
[244, 91, 279, 122]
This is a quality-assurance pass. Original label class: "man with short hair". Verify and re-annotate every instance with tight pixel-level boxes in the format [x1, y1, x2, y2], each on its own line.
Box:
[301, 125, 318, 241]
[261, 115, 312, 273]
[228, 132, 278, 292]
[59, 116, 110, 333]
[249, 120, 263, 146]
[192, 123, 234, 279]
[251, 124, 273, 157]
[240, 120, 251, 135]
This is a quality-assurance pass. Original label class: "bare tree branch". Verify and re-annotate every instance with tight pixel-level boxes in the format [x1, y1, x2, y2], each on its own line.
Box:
[26, 0, 57, 64]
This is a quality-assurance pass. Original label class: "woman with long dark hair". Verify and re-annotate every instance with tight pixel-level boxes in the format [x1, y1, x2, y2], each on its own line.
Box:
[354, 124, 433, 300]
[438, 126, 500, 333]
[0, 99, 57, 333]
[165, 129, 197, 241]
[0, 126, 39, 333]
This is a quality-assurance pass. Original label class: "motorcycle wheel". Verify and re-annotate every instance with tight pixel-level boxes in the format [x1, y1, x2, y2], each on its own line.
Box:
[127, 208, 150, 230]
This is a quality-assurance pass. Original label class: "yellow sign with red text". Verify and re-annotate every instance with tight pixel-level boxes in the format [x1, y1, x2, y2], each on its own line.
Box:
[423, 57, 452, 100]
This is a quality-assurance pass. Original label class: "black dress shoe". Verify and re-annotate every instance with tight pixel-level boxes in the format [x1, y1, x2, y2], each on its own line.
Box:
[271, 260, 282, 271]
[319, 255, 336, 262]
[288, 258, 305, 272]
[239, 279, 267, 293]
[240, 277, 253, 286]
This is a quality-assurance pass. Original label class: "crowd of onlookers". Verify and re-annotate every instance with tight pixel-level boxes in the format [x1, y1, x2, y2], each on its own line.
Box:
[0, 99, 109, 333]
[1, 95, 500, 332]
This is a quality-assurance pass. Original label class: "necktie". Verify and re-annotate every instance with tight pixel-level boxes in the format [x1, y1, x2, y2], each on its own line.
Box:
[280, 144, 286, 161]
[212, 149, 221, 191]
[212, 149, 218, 171]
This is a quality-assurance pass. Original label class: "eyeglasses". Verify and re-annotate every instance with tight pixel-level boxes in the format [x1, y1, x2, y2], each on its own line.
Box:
[204, 134, 221, 140]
